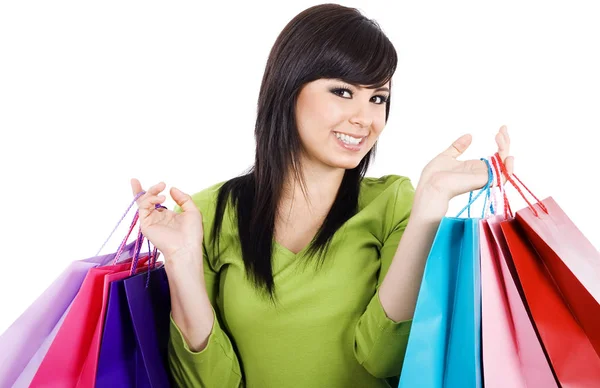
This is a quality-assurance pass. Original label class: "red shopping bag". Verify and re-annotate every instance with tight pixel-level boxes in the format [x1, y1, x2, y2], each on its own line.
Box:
[493, 152, 600, 386]
[494, 151, 600, 356]
[515, 197, 600, 356]
[30, 226, 152, 388]
[501, 219, 600, 385]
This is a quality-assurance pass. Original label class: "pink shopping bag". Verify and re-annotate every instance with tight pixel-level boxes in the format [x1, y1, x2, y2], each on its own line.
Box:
[483, 216, 557, 387]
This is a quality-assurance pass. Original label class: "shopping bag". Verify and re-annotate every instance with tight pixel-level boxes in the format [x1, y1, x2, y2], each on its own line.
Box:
[95, 264, 172, 387]
[77, 256, 154, 387]
[515, 196, 600, 356]
[482, 215, 557, 387]
[29, 256, 151, 387]
[398, 157, 500, 388]
[490, 151, 600, 385]
[398, 217, 481, 388]
[0, 241, 139, 388]
[501, 217, 600, 385]
[480, 218, 526, 387]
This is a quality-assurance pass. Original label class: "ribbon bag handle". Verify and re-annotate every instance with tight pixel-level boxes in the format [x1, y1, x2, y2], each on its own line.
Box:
[493, 152, 549, 218]
[95, 190, 161, 268]
[126, 214, 162, 289]
[95, 191, 145, 258]
[456, 157, 495, 218]
[112, 202, 163, 269]
[489, 154, 512, 218]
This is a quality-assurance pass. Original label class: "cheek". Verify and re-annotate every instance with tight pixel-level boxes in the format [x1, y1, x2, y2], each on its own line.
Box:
[369, 116, 386, 138]
[311, 100, 345, 129]
[298, 103, 345, 138]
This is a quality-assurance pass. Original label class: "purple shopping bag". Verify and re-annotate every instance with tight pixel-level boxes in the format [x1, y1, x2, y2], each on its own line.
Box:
[0, 194, 146, 388]
[95, 264, 172, 387]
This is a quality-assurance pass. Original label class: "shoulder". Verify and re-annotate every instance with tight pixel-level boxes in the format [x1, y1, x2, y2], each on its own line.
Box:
[174, 179, 237, 266]
[189, 180, 229, 211]
[359, 174, 415, 237]
[359, 174, 415, 206]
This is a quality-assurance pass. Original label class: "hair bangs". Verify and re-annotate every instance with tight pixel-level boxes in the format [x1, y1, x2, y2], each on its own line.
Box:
[298, 13, 397, 90]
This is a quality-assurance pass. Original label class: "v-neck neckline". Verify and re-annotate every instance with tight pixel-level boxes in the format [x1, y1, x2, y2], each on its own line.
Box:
[272, 179, 367, 259]
[272, 239, 310, 259]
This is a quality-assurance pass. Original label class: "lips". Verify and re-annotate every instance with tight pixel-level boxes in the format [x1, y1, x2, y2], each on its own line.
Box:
[333, 131, 367, 139]
[333, 132, 365, 151]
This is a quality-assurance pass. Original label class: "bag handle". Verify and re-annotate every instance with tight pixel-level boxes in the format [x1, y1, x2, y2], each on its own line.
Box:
[92, 190, 163, 286]
[126, 205, 164, 283]
[493, 151, 549, 218]
[456, 157, 495, 218]
[111, 207, 142, 266]
[100, 191, 162, 268]
[489, 154, 512, 218]
[128, 218, 163, 288]
[96, 191, 144, 258]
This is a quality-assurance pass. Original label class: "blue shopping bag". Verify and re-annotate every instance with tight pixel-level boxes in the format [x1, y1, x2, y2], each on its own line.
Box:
[397, 217, 481, 388]
[398, 158, 495, 388]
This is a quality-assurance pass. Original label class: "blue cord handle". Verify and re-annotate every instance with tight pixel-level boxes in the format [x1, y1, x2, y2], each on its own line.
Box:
[456, 157, 494, 218]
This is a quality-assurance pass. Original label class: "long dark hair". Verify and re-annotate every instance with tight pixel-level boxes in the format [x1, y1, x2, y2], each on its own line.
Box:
[209, 3, 398, 304]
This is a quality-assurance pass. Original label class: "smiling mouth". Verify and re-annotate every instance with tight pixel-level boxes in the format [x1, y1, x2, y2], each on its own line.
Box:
[333, 131, 366, 145]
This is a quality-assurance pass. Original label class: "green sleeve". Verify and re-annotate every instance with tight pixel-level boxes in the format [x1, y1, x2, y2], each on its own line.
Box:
[353, 177, 415, 378]
[167, 200, 243, 387]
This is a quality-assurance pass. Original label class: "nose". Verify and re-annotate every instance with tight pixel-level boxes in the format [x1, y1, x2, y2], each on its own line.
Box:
[349, 103, 373, 128]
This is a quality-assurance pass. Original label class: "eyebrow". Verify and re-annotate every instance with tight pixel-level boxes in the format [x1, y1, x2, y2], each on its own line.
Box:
[343, 81, 390, 94]
[372, 87, 390, 93]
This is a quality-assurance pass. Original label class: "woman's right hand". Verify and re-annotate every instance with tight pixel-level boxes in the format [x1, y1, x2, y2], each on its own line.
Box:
[132, 179, 214, 353]
[130, 179, 204, 263]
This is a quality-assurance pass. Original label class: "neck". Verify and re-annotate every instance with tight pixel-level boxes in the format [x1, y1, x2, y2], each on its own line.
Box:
[280, 160, 345, 216]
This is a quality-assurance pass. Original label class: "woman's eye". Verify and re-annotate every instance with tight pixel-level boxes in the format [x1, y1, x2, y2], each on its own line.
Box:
[373, 95, 388, 105]
[332, 88, 352, 98]
[331, 88, 389, 105]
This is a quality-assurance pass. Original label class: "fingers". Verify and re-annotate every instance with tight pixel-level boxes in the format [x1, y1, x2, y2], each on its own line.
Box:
[505, 155, 515, 177]
[131, 178, 143, 197]
[495, 125, 510, 161]
[170, 187, 197, 213]
[130, 179, 167, 218]
[147, 194, 167, 204]
[492, 154, 514, 187]
[442, 134, 472, 158]
[491, 125, 512, 186]
[131, 181, 166, 200]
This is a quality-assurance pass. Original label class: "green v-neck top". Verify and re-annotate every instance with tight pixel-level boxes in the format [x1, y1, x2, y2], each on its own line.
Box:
[168, 174, 415, 387]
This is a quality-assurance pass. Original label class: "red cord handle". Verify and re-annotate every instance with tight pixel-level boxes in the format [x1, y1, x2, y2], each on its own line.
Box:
[493, 152, 548, 218]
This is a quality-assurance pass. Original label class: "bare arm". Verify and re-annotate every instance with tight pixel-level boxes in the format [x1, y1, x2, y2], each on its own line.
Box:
[379, 125, 513, 322]
[377, 185, 447, 322]
[166, 251, 214, 352]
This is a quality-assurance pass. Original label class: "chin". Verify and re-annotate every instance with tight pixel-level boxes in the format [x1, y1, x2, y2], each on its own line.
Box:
[326, 156, 363, 170]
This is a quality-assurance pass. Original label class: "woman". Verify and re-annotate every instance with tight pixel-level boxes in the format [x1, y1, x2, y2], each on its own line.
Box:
[131, 4, 513, 387]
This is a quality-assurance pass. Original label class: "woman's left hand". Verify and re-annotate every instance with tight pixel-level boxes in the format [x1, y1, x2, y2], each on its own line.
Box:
[418, 125, 514, 202]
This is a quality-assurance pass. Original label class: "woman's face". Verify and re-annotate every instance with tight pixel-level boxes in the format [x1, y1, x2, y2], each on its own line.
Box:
[294, 78, 390, 171]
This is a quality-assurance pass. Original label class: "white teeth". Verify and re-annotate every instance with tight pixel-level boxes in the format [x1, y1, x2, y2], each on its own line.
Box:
[335, 132, 362, 145]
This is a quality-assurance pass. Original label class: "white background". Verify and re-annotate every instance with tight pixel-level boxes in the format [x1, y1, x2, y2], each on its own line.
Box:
[0, 1, 598, 334]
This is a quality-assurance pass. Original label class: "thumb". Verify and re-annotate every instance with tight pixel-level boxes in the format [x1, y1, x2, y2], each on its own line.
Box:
[442, 134, 472, 158]
[170, 187, 197, 213]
